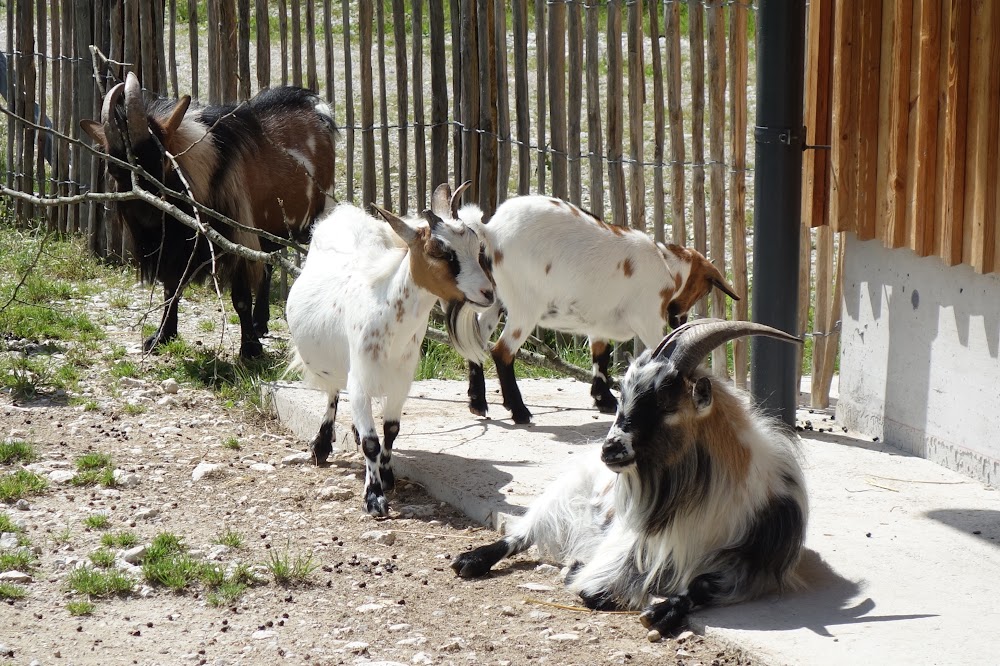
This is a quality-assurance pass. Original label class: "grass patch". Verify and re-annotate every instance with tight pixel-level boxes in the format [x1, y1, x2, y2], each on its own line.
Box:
[0, 440, 37, 465]
[66, 600, 96, 616]
[83, 513, 111, 530]
[66, 566, 134, 598]
[264, 545, 318, 586]
[197, 319, 216, 333]
[143, 532, 207, 592]
[222, 437, 241, 451]
[89, 548, 115, 568]
[0, 354, 75, 400]
[0, 469, 48, 502]
[0, 548, 37, 572]
[123, 402, 147, 416]
[0, 582, 26, 600]
[53, 522, 73, 545]
[0, 513, 22, 533]
[101, 531, 140, 549]
[215, 529, 243, 549]
[110, 360, 140, 379]
[72, 453, 117, 488]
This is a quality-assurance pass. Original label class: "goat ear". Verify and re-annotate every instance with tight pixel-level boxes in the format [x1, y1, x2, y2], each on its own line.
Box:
[161, 95, 192, 137]
[371, 203, 422, 245]
[692, 376, 713, 413]
[80, 119, 107, 146]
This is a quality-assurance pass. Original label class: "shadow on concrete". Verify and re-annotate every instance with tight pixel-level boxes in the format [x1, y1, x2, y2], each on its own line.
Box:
[699, 549, 937, 637]
[801, 428, 918, 458]
[471, 416, 610, 445]
[925, 509, 1000, 548]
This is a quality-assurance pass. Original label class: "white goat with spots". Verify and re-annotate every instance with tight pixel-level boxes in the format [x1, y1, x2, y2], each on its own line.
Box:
[453, 320, 807, 639]
[287, 182, 495, 517]
[451, 195, 739, 424]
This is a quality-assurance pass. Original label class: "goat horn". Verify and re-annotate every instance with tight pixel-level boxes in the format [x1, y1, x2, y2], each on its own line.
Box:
[431, 183, 452, 219]
[124, 71, 150, 149]
[450, 180, 473, 218]
[422, 208, 443, 231]
[655, 318, 802, 377]
[100, 82, 126, 154]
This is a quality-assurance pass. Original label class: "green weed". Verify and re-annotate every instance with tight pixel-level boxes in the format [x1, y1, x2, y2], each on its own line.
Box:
[66, 567, 134, 598]
[101, 531, 139, 549]
[0, 583, 26, 600]
[66, 600, 96, 616]
[0, 548, 37, 572]
[222, 437, 241, 451]
[0, 513, 22, 533]
[89, 548, 116, 568]
[0, 440, 36, 465]
[264, 545, 318, 586]
[83, 513, 111, 530]
[215, 529, 243, 549]
[0, 469, 48, 502]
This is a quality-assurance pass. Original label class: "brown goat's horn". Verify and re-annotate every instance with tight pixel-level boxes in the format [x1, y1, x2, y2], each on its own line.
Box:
[124, 72, 150, 149]
[450, 180, 473, 218]
[100, 82, 127, 154]
[655, 318, 802, 377]
[431, 183, 452, 219]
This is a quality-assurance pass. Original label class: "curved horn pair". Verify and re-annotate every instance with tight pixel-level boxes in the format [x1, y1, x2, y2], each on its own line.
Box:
[652, 318, 802, 377]
[99, 72, 151, 154]
[431, 180, 473, 219]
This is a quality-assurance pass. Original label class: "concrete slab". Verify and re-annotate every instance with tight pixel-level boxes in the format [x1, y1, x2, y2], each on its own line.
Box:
[266, 378, 1000, 666]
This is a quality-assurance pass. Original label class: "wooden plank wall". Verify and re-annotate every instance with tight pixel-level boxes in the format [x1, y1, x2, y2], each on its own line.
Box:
[811, 0, 998, 275]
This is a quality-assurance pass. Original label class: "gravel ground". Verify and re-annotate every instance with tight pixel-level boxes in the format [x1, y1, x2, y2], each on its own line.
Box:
[0, 283, 763, 666]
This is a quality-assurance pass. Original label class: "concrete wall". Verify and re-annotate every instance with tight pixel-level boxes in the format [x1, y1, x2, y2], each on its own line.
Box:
[838, 234, 1000, 487]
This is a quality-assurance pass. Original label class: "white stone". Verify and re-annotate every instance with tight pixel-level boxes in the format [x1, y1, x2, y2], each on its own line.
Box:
[113, 469, 140, 487]
[517, 583, 554, 592]
[119, 377, 146, 389]
[25, 463, 53, 475]
[411, 654, 433, 665]
[192, 462, 224, 482]
[547, 633, 579, 642]
[120, 545, 146, 564]
[356, 603, 385, 613]
[316, 485, 353, 501]
[388, 623, 411, 632]
[134, 507, 159, 520]
[207, 545, 230, 560]
[344, 641, 369, 654]
[48, 470, 76, 484]
[529, 610, 553, 621]
[396, 637, 427, 647]
[161, 378, 180, 394]
[0, 570, 32, 583]
[534, 563, 560, 575]
[0, 533, 18, 549]
[439, 639, 464, 652]
[499, 606, 517, 617]
[399, 504, 436, 518]
[361, 530, 396, 546]
[252, 630, 276, 640]
[159, 426, 183, 436]
[157, 396, 178, 407]
[250, 463, 275, 473]
[280, 452, 312, 466]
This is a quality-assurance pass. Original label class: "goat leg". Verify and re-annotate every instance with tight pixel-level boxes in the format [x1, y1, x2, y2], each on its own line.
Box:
[144, 280, 182, 353]
[467, 362, 489, 416]
[451, 534, 529, 578]
[251, 263, 274, 337]
[310, 394, 339, 465]
[231, 277, 263, 358]
[589, 339, 619, 414]
[639, 574, 719, 635]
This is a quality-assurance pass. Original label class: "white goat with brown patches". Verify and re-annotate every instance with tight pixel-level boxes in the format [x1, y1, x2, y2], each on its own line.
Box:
[452, 195, 739, 424]
[286, 183, 495, 517]
[452, 320, 807, 638]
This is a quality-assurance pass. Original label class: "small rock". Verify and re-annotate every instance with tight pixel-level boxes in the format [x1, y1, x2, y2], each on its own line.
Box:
[499, 606, 517, 617]
[356, 603, 385, 613]
[0, 644, 11, 658]
[48, 470, 76, 484]
[120, 545, 146, 564]
[0, 570, 32, 583]
[316, 486, 353, 501]
[280, 452, 312, 466]
[207, 545, 230, 560]
[0, 533, 18, 549]
[528, 610, 553, 621]
[134, 507, 159, 520]
[399, 504, 436, 519]
[252, 630, 276, 640]
[119, 377, 146, 389]
[344, 641, 369, 654]
[547, 633, 580, 642]
[113, 469, 140, 487]
[411, 653, 433, 665]
[388, 623, 411, 632]
[13, 499, 30, 511]
[250, 463, 275, 473]
[646, 629, 662, 643]
[534, 563, 559, 575]
[517, 583, 554, 592]
[438, 638, 464, 652]
[161, 378, 179, 394]
[192, 462, 223, 482]
[361, 530, 396, 546]
[676, 630, 694, 642]
[138, 585, 155, 598]
[159, 426, 183, 437]
[156, 396, 178, 407]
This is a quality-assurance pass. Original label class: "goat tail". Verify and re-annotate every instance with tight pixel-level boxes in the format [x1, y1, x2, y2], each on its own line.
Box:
[446, 301, 489, 363]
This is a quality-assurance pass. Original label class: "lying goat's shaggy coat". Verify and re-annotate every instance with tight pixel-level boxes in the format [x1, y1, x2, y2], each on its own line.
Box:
[452, 319, 808, 636]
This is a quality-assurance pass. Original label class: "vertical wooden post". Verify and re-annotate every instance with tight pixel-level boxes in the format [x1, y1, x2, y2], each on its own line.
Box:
[647, 0, 665, 242]
[377, 0, 391, 206]
[290, 0, 302, 86]
[207, 0, 219, 102]
[75, 0, 96, 243]
[706, 1, 727, 377]
[220, 0, 237, 100]
[154, 0, 166, 89]
[412, 0, 427, 209]
[478, 0, 498, 216]
[460, 0, 479, 197]
[277, 0, 288, 86]
[305, 0, 317, 91]
[830, 0, 859, 235]
[854, 1, 881, 241]
[429, 0, 447, 189]
[36, 0, 48, 201]
[187, 0, 198, 98]
[255, 0, 270, 90]
[168, 0, 178, 96]
[512, 0, 530, 196]
[392, 0, 409, 213]
[139, 0, 156, 87]
[58, 0, 73, 231]
[341, 0, 356, 201]
[810, 225, 832, 407]
[566, 0, 582, 206]
[534, 0, 546, 194]
[450, 0, 462, 181]
[584, 2, 602, 217]
[606, 0, 625, 227]
[626, 0, 644, 231]
[801, 0, 833, 231]
[359, 0, 375, 210]
[323, 0, 334, 101]
[17, 0, 37, 222]
[495, 0, 511, 204]
[729, 0, 749, 386]
[237, 0, 250, 100]
[548, 0, 566, 200]
[689, 0, 707, 315]
[48, 0, 61, 230]
[4, 0, 13, 194]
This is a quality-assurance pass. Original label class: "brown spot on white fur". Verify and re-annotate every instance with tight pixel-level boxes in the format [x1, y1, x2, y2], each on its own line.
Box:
[692, 379, 752, 481]
[510, 328, 523, 341]
[494, 249, 504, 267]
[591, 339, 610, 357]
[394, 299, 405, 322]
[623, 258, 634, 277]
[493, 339, 515, 365]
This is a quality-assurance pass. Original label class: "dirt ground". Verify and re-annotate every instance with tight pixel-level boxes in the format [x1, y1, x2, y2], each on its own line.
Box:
[0, 287, 760, 666]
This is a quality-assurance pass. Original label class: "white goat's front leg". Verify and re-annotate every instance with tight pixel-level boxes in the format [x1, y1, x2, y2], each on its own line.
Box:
[310, 392, 340, 464]
[490, 309, 541, 424]
[589, 338, 618, 414]
[468, 301, 504, 417]
[348, 376, 388, 517]
[379, 390, 408, 495]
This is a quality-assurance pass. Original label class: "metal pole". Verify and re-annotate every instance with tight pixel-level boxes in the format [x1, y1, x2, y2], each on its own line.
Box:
[750, 0, 806, 427]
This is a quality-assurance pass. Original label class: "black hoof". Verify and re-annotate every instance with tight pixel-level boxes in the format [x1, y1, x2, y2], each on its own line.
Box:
[311, 440, 332, 466]
[469, 399, 488, 417]
[451, 551, 494, 579]
[509, 407, 532, 425]
[239, 340, 264, 359]
[143, 331, 175, 353]
[594, 393, 619, 414]
[365, 487, 389, 517]
[639, 596, 690, 634]
[579, 588, 621, 612]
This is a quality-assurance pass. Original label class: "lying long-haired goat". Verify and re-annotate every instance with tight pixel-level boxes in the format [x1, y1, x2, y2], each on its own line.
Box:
[451, 195, 739, 424]
[286, 183, 495, 517]
[452, 319, 807, 637]
[81, 72, 336, 358]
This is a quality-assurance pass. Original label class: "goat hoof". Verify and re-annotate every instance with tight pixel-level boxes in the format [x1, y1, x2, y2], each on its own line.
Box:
[594, 396, 619, 414]
[579, 589, 620, 612]
[311, 441, 332, 466]
[364, 492, 389, 518]
[469, 400, 488, 417]
[142, 332, 174, 354]
[639, 597, 688, 634]
[239, 340, 264, 359]
[511, 409, 532, 425]
[451, 551, 493, 579]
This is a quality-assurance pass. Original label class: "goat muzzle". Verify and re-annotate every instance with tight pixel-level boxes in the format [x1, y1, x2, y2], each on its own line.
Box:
[601, 434, 633, 469]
